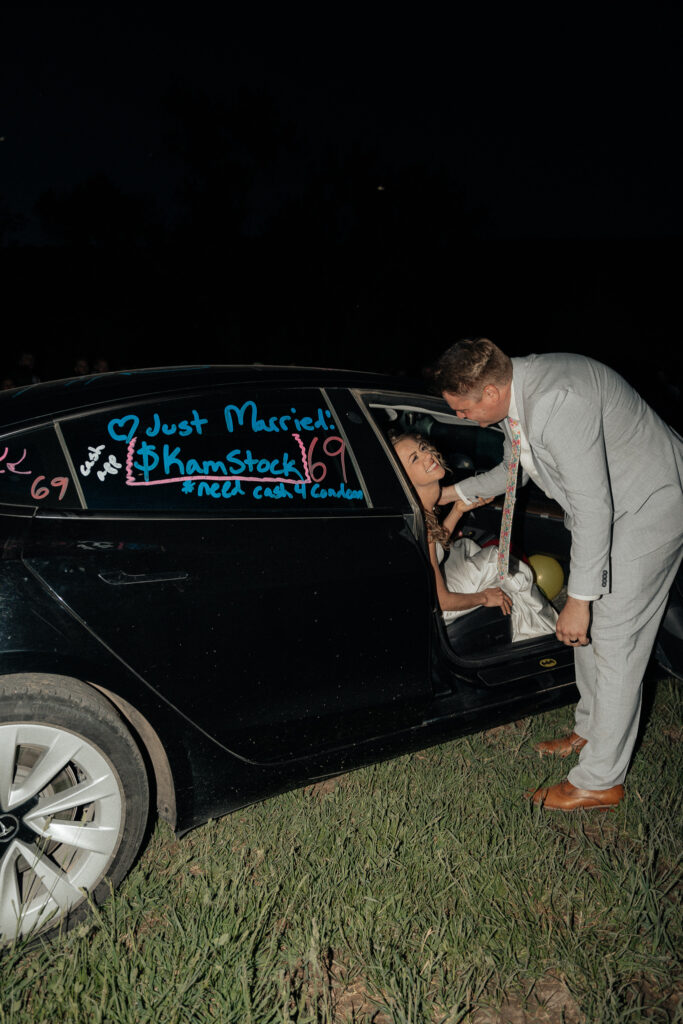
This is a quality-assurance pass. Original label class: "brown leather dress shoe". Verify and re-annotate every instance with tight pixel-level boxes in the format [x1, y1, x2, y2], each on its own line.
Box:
[528, 779, 625, 811]
[534, 731, 587, 758]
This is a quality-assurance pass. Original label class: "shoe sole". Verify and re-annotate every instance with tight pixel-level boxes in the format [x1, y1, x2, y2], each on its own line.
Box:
[538, 803, 619, 812]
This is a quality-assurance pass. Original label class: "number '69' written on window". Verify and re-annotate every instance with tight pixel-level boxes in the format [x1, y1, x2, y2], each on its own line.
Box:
[0, 427, 77, 509]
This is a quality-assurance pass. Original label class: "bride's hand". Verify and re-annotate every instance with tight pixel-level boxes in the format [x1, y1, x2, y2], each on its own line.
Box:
[481, 588, 512, 614]
[437, 485, 458, 506]
[453, 495, 493, 515]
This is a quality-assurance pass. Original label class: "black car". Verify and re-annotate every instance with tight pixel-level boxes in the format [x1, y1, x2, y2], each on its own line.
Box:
[1, 365, 680, 944]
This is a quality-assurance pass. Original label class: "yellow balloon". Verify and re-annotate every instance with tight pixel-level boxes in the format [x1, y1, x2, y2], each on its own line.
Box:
[528, 554, 564, 601]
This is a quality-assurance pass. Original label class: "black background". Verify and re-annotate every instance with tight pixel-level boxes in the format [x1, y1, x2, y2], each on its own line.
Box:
[2, 5, 681, 427]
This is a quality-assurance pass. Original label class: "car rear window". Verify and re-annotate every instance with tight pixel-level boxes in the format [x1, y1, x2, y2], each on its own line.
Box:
[0, 424, 80, 509]
[58, 388, 367, 512]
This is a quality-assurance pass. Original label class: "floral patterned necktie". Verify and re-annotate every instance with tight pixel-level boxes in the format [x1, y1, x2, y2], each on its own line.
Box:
[497, 417, 522, 581]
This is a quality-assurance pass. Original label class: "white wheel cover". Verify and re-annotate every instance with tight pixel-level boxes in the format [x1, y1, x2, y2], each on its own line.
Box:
[0, 723, 124, 943]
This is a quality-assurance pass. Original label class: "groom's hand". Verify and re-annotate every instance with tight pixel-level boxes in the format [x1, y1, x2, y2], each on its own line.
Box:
[556, 597, 591, 646]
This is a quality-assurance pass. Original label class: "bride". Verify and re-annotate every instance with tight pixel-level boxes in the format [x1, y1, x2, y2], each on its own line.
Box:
[392, 434, 558, 642]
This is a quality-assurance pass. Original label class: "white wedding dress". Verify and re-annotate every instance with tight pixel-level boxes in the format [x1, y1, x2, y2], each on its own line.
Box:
[437, 538, 558, 642]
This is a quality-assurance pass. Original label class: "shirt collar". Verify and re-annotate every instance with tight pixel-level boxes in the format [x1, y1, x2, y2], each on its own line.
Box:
[508, 379, 520, 422]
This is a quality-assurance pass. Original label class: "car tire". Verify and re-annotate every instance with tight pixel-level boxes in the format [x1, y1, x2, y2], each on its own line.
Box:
[0, 673, 150, 945]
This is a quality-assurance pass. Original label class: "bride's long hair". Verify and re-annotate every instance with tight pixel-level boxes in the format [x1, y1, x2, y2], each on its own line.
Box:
[390, 432, 452, 548]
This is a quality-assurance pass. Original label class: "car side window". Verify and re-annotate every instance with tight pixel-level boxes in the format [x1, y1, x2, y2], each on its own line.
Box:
[0, 424, 80, 509]
[58, 388, 367, 512]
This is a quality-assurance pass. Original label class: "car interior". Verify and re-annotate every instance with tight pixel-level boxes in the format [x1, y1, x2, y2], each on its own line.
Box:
[365, 395, 570, 667]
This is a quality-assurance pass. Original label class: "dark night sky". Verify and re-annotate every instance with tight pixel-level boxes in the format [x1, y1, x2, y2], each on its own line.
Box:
[3, 5, 681, 240]
[1, 4, 681, 418]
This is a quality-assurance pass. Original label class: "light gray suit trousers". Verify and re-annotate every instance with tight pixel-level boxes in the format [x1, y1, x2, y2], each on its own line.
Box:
[456, 353, 683, 790]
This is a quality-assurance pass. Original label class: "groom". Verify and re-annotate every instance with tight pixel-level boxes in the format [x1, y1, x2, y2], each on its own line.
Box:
[429, 338, 683, 810]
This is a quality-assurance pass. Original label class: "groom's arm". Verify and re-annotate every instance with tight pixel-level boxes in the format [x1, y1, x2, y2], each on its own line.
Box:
[440, 430, 518, 505]
[537, 389, 613, 600]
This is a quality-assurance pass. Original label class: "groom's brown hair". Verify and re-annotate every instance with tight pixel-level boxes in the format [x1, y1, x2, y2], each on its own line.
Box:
[427, 338, 512, 395]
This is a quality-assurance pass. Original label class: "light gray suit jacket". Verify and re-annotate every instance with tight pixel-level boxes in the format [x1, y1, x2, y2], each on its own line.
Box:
[456, 354, 683, 597]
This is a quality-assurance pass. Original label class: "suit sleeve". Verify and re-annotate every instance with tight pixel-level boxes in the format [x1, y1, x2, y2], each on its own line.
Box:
[535, 390, 613, 597]
[455, 430, 520, 502]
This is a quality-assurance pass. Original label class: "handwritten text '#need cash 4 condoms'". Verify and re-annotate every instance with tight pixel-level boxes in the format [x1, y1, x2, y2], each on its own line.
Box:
[105, 401, 363, 499]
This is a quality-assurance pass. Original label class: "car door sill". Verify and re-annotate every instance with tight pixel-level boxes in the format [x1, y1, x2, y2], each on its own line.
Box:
[445, 633, 566, 669]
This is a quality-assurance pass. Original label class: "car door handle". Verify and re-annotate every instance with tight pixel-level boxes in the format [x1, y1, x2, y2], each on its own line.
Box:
[98, 570, 190, 585]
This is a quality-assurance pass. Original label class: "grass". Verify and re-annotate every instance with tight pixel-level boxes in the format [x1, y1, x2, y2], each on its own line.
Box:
[1, 676, 681, 1024]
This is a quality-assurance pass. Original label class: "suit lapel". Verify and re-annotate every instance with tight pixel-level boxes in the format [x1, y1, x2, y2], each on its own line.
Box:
[510, 356, 565, 507]
[510, 357, 530, 437]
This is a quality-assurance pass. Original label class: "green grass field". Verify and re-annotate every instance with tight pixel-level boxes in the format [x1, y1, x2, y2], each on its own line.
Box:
[2, 676, 681, 1024]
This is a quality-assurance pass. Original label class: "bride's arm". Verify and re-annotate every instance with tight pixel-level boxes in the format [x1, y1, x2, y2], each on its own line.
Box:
[439, 495, 494, 540]
[428, 541, 511, 614]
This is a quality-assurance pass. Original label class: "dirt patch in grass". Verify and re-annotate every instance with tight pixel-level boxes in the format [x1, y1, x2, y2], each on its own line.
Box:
[281, 950, 393, 1023]
[304, 774, 347, 798]
[471, 974, 581, 1023]
[326, 968, 584, 1024]
[634, 975, 683, 1020]
[471, 972, 683, 1023]
[328, 959, 393, 1023]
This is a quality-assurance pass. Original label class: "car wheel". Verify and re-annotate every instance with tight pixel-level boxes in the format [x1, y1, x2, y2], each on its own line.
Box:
[0, 674, 149, 945]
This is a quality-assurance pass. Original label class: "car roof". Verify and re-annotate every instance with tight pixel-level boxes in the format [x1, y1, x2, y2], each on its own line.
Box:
[0, 364, 430, 432]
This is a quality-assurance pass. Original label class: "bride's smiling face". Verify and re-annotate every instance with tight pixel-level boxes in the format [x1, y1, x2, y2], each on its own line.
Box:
[394, 437, 446, 489]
